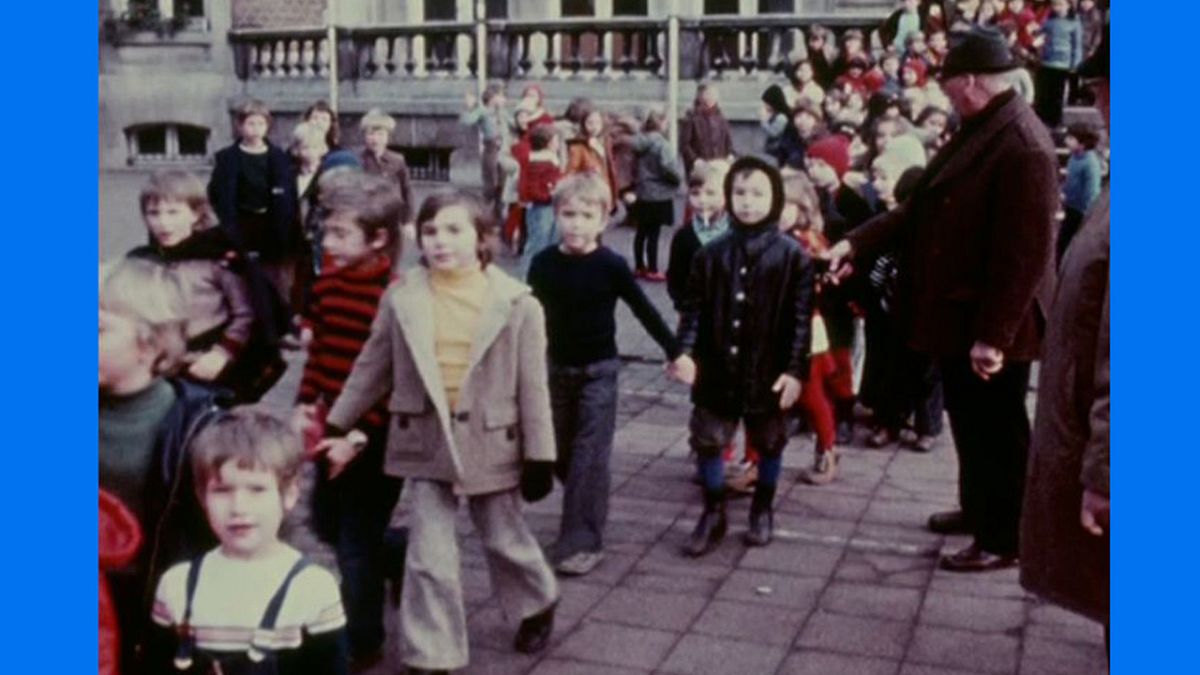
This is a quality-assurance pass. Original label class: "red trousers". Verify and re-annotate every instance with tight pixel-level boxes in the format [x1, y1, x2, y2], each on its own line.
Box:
[798, 349, 855, 450]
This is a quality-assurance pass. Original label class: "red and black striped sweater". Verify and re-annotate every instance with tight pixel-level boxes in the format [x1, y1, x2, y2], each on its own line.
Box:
[298, 254, 395, 431]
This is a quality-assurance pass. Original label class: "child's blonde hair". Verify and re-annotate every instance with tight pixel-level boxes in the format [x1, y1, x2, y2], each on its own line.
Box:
[782, 171, 825, 235]
[190, 406, 305, 497]
[139, 170, 216, 232]
[688, 158, 731, 189]
[360, 107, 397, 134]
[100, 258, 188, 376]
[290, 120, 328, 155]
[552, 172, 612, 215]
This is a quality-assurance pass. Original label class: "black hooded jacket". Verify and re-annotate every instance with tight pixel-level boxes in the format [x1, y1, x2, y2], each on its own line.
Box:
[676, 156, 815, 416]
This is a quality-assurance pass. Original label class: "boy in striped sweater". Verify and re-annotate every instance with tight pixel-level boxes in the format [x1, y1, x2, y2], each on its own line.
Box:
[294, 171, 405, 670]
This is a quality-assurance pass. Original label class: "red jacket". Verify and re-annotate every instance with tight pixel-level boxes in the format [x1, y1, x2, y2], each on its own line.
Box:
[100, 490, 142, 675]
[519, 154, 563, 205]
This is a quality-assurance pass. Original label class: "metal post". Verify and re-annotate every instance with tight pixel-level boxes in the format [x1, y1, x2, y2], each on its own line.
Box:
[327, 0, 340, 111]
[475, 0, 488, 100]
[667, 8, 680, 151]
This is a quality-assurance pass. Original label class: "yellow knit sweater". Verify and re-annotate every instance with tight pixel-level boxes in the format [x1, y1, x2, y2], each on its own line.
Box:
[429, 265, 489, 409]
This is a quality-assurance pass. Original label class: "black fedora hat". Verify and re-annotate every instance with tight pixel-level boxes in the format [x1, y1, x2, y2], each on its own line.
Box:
[940, 25, 1017, 79]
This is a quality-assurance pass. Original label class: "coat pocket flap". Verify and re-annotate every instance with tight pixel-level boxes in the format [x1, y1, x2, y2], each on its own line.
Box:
[484, 402, 519, 429]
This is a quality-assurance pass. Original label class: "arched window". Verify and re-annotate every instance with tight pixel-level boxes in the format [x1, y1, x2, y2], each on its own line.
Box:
[125, 123, 210, 165]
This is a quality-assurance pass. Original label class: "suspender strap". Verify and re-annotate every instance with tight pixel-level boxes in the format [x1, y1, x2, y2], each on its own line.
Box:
[245, 557, 312, 662]
[173, 553, 208, 670]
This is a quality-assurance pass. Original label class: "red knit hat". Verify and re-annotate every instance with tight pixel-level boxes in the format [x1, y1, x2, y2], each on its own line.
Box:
[806, 135, 851, 179]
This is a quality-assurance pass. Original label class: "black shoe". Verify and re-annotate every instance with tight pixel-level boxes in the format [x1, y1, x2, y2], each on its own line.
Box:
[513, 601, 556, 654]
[835, 420, 853, 445]
[406, 669, 449, 675]
[744, 506, 774, 547]
[927, 510, 969, 535]
[685, 504, 728, 557]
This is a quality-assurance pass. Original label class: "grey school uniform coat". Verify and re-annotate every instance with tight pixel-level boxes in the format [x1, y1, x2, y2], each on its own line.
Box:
[327, 265, 556, 495]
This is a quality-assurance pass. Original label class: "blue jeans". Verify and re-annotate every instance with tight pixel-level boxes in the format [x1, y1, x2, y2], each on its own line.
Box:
[549, 358, 620, 560]
[519, 203, 557, 279]
[312, 435, 403, 659]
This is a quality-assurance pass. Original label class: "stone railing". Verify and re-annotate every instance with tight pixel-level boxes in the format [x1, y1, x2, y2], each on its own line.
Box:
[229, 12, 888, 84]
[229, 26, 333, 80]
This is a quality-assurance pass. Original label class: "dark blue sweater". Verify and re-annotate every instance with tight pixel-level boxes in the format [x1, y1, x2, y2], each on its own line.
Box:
[528, 246, 681, 366]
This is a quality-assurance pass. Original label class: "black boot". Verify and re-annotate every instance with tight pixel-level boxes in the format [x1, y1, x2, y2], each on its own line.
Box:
[835, 399, 855, 444]
[744, 483, 777, 547]
[685, 490, 727, 557]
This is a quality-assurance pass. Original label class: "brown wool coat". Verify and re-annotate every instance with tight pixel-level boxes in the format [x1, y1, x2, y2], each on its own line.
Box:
[360, 148, 414, 223]
[1020, 188, 1109, 624]
[565, 137, 619, 210]
[326, 266, 555, 495]
[849, 91, 1058, 361]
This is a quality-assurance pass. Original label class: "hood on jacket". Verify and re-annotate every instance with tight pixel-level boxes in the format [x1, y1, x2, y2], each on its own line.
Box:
[724, 155, 785, 228]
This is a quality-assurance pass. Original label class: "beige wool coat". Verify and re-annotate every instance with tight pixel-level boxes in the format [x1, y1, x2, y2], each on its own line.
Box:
[1020, 188, 1110, 624]
[326, 265, 556, 495]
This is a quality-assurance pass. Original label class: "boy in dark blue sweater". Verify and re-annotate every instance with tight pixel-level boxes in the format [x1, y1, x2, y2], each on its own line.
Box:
[528, 173, 689, 577]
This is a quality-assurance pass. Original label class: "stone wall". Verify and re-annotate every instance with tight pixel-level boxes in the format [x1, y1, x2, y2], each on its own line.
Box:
[232, 0, 327, 28]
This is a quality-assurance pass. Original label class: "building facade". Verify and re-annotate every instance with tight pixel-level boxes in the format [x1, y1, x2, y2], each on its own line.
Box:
[100, 0, 893, 181]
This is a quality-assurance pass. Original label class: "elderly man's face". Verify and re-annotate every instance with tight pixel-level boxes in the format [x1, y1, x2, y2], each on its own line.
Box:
[940, 74, 972, 116]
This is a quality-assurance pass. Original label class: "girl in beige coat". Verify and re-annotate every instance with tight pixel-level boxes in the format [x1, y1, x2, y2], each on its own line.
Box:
[321, 191, 559, 672]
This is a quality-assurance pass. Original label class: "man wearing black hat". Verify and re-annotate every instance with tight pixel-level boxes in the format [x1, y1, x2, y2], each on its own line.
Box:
[828, 25, 1058, 572]
[1020, 25, 1109, 645]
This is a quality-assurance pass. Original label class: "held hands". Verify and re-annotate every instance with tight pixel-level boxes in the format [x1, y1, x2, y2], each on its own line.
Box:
[969, 341, 1005, 381]
[1080, 489, 1110, 537]
[187, 348, 231, 381]
[464, 90, 478, 109]
[772, 374, 802, 410]
[822, 240, 855, 286]
[313, 433, 364, 479]
[667, 354, 697, 385]
[622, 192, 638, 206]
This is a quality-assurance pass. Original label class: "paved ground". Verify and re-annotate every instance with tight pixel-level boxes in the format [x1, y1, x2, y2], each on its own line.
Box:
[101, 170, 1108, 675]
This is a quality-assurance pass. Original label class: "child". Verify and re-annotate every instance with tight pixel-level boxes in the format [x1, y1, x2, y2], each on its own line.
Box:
[461, 83, 509, 221]
[129, 170, 254, 387]
[99, 259, 226, 670]
[1034, 0, 1083, 128]
[680, 83, 735, 175]
[564, 103, 620, 211]
[323, 190, 560, 671]
[358, 107, 414, 227]
[295, 171, 405, 668]
[779, 173, 854, 484]
[1059, 121, 1102, 262]
[626, 108, 684, 280]
[667, 160, 731, 309]
[207, 99, 299, 304]
[672, 155, 816, 555]
[145, 407, 349, 674]
[518, 123, 564, 277]
[887, 0, 923, 53]
[760, 84, 792, 167]
[528, 173, 687, 576]
[304, 100, 341, 149]
[100, 490, 141, 675]
[785, 60, 826, 109]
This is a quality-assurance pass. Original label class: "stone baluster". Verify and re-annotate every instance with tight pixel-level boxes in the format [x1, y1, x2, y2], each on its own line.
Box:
[316, 37, 330, 77]
[547, 30, 562, 78]
[413, 34, 428, 78]
[455, 31, 471, 78]
[516, 32, 532, 77]
[301, 39, 316, 78]
[251, 41, 267, 78]
[528, 30, 548, 78]
[286, 39, 301, 77]
[271, 40, 287, 78]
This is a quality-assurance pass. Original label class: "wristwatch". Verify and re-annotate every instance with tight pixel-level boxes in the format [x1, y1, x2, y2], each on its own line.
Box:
[346, 429, 369, 452]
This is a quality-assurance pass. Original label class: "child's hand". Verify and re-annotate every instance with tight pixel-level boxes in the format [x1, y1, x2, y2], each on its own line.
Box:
[464, 91, 478, 109]
[823, 240, 855, 285]
[667, 354, 697, 385]
[300, 326, 314, 349]
[1080, 489, 1109, 536]
[188, 348, 230, 381]
[772, 374, 802, 410]
[622, 192, 637, 205]
[293, 404, 318, 435]
[313, 435, 363, 479]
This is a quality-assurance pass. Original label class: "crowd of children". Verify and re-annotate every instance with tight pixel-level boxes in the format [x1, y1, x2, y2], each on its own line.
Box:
[101, 3, 1109, 673]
